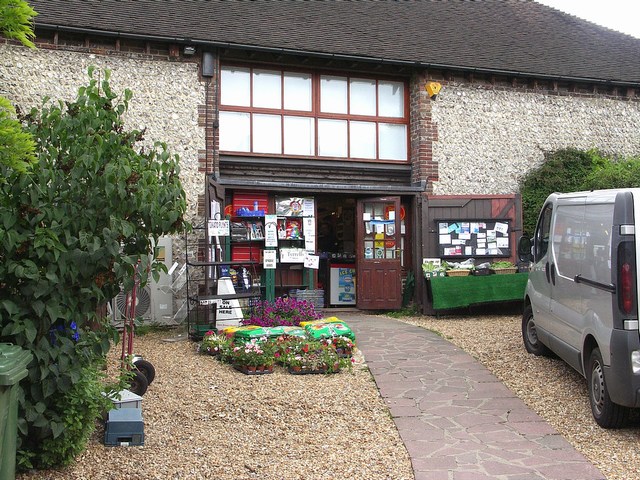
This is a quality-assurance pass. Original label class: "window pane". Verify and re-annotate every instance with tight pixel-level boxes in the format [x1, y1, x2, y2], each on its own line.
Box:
[284, 72, 312, 111]
[253, 114, 281, 154]
[349, 121, 376, 159]
[350, 79, 376, 115]
[378, 81, 404, 117]
[379, 123, 407, 160]
[320, 76, 347, 114]
[219, 111, 250, 152]
[318, 119, 347, 157]
[284, 116, 314, 155]
[253, 70, 281, 109]
[221, 67, 250, 107]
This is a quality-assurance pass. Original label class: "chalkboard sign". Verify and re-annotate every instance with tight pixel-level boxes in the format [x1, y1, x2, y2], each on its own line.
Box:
[436, 219, 511, 258]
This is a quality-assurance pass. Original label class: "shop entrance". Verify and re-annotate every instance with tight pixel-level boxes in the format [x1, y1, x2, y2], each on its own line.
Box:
[316, 195, 357, 308]
[316, 195, 403, 310]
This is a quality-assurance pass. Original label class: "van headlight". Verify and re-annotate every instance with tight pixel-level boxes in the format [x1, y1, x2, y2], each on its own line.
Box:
[632, 351, 640, 374]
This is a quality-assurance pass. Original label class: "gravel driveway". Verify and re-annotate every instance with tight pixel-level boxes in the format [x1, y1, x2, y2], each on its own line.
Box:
[17, 330, 413, 480]
[400, 313, 640, 480]
[17, 311, 640, 479]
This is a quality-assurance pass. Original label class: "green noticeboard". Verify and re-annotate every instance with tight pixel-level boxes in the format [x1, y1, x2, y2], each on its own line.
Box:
[429, 273, 528, 311]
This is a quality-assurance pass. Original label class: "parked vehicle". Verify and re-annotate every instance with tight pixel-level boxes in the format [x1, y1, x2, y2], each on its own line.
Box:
[518, 189, 640, 428]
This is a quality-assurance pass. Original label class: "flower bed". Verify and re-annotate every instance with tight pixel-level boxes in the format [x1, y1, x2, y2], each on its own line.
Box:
[198, 328, 355, 375]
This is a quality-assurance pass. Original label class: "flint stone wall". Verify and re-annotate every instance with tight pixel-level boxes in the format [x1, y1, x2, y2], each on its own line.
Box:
[431, 82, 640, 195]
[0, 44, 204, 220]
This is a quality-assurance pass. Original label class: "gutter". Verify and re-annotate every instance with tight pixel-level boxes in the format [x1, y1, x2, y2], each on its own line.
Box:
[34, 22, 640, 88]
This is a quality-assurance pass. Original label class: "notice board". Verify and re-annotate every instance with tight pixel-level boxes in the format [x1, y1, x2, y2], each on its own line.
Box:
[436, 219, 511, 258]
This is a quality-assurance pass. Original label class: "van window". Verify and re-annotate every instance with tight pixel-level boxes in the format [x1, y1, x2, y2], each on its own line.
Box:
[553, 205, 586, 278]
[535, 204, 553, 259]
[583, 204, 614, 285]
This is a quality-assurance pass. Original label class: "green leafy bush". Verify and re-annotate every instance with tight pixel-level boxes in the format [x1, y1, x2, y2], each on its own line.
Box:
[520, 149, 640, 236]
[585, 157, 640, 190]
[31, 367, 114, 468]
[1, 68, 187, 469]
[519, 148, 606, 235]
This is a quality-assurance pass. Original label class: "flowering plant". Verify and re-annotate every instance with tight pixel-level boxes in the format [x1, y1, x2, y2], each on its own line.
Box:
[198, 331, 231, 358]
[49, 320, 81, 345]
[328, 336, 355, 351]
[230, 337, 276, 367]
[280, 339, 349, 373]
[243, 297, 322, 327]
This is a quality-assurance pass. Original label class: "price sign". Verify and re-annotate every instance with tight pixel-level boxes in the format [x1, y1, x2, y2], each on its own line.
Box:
[208, 219, 230, 237]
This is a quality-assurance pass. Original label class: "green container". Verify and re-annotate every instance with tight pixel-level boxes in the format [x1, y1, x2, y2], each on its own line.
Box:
[0, 344, 33, 480]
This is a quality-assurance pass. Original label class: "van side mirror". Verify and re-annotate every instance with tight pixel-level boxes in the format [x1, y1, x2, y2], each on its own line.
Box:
[518, 236, 533, 263]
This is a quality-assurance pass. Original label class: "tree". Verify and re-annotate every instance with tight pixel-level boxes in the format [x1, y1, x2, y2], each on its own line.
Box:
[0, 68, 188, 468]
[0, 0, 37, 48]
[0, 97, 36, 172]
[0, 0, 37, 172]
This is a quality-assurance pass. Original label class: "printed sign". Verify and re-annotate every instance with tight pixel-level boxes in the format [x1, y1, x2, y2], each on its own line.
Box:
[263, 249, 277, 269]
[208, 219, 230, 237]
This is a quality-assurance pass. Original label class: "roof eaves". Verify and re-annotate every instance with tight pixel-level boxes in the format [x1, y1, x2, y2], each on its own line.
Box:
[35, 22, 640, 88]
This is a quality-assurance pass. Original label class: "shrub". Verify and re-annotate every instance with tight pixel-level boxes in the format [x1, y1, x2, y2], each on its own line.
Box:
[519, 148, 605, 235]
[2, 68, 187, 469]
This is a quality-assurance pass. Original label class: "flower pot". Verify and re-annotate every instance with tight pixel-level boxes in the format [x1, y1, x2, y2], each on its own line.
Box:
[233, 364, 274, 375]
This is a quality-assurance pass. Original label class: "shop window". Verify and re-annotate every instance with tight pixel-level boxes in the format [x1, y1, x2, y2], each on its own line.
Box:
[378, 81, 405, 117]
[350, 121, 376, 159]
[220, 67, 250, 107]
[253, 70, 281, 108]
[318, 119, 348, 157]
[350, 79, 376, 116]
[284, 73, 312, 111]
[253, 114, 281, 154]
[219, 65, 408, 162]
[283, 116, 314, 155]
[219, 111, 250, 152]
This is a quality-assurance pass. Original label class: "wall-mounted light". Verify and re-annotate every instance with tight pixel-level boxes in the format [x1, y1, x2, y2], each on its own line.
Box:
[425, 81, 442, 100]
[184, 46, 196, 55]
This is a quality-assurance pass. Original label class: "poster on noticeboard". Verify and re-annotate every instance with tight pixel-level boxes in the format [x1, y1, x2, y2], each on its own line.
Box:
[436, 219, 511, 258]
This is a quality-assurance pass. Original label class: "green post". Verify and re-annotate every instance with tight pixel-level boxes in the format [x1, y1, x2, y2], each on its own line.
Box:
[265, 247, 276, 301]
[0, 344, 33, 480]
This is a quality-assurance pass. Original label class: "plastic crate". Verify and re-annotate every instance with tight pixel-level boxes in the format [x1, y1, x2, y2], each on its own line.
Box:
[290, 289, 325, 309]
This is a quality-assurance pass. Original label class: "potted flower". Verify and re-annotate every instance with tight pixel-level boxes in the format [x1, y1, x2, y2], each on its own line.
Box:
[230, 337, 275, 374]
[198, 331, 231, 358]
[328, 336, 355, 357]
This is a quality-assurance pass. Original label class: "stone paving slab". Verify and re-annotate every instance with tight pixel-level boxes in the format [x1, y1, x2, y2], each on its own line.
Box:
[339, 313, 605, 480]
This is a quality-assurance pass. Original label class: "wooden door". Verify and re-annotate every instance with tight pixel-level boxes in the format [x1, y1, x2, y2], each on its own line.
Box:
[356, 196, 402, 310]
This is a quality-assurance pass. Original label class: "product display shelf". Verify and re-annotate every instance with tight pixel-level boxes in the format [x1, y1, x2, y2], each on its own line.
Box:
[185, 223, 262, 339]
[272, 214, 315, 300]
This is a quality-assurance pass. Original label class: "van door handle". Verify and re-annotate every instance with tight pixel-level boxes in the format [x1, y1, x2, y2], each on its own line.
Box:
[550, 263, 556, 285]
[545, 262, 551, 283]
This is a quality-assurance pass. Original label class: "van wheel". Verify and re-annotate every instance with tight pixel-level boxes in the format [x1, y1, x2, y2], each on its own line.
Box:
[522, 305, 549, 356]
[587, 348, 628, 428]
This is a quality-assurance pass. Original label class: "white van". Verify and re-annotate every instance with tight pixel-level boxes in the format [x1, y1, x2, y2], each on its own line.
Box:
[518, 188, 640, 428]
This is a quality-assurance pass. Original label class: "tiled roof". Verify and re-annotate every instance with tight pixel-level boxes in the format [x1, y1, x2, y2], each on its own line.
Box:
[27, 0, 640, 84]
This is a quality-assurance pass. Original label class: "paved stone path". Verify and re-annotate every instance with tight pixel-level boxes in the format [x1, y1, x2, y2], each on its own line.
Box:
[340, 312, 605, 480]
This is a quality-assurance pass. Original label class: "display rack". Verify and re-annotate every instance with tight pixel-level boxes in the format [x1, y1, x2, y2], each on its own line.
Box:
[185, 222, 262, 339]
